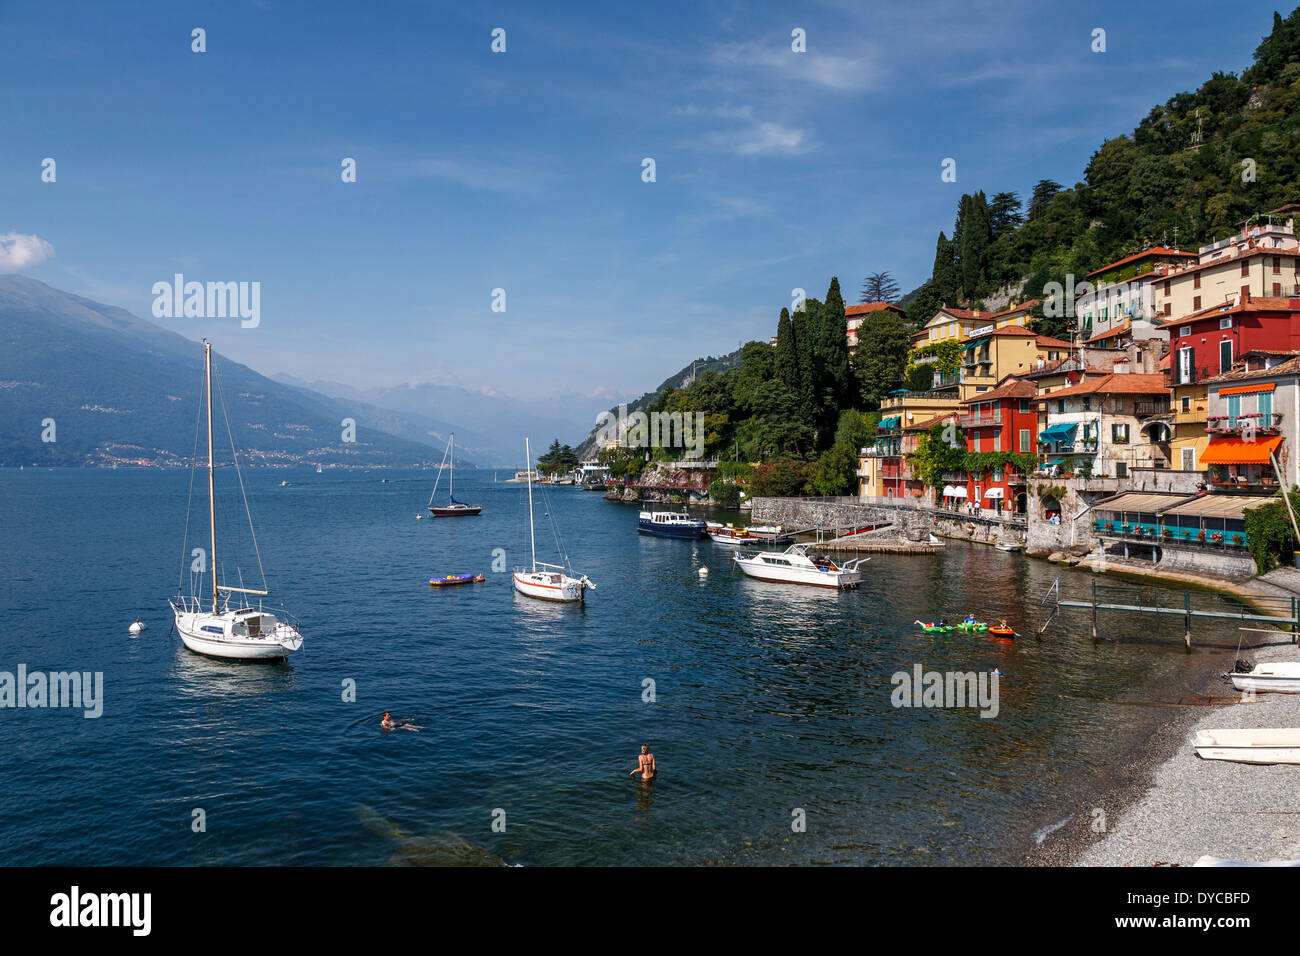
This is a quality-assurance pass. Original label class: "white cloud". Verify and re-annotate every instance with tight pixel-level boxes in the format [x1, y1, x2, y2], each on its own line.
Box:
[711, 39, 882, 94]
[0, 232, 54, 270]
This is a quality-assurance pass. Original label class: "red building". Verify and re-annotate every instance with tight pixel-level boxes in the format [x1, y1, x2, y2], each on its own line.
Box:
[1165, 296, 1300, 383]
[953, 376, 1039, 516]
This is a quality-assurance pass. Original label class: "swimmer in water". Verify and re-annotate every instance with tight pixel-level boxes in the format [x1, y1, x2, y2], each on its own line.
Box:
[381, 711, 422, 731]
[629, 744, 656, 781]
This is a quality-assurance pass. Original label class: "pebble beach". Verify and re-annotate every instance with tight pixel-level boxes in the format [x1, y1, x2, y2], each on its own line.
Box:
[1074, 633, 1300, 867]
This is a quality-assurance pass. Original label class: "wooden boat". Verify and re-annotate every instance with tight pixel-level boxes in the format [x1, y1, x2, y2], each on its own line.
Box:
[733, 544, 867, 589]
[1228, 661, 1300, 694]
[428, 434, 482, 516]
[1194, 728, 1300, 764]
[708, 526, 759, 546]
[430, 574, 476, 587]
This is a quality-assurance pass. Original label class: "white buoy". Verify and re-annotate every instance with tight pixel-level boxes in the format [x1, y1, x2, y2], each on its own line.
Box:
[416, 514, 423, 519]
[128, 619, 146, 635]
[698, 566, 709, 577]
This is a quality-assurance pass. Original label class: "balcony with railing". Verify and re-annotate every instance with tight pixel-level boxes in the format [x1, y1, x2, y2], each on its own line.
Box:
[1206, 463, 1281, 493]
[960, 409, 1002, 428]
[1205, 413, 1284, 435]
[1134, 399, 1171, 417]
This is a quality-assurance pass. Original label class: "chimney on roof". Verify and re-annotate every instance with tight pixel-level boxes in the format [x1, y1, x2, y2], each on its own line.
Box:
[973, 310, 980, 318]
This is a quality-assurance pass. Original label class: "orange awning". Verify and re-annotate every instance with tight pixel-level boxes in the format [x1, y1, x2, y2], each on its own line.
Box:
[1199, 434, 1283, 464]
[1219, 382, 1276, 395]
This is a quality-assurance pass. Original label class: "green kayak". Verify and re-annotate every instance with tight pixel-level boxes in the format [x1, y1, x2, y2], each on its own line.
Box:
[916, 623, 953, 632]
[954, 621, 988, 631]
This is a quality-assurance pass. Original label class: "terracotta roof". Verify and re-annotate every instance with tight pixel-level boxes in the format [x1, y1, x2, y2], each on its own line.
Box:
[1082, 325, 1131, 344]
[1035, 334, 1074, 349]
[959, 377, 1037, 405]
[846, 302, 904, 317]
[1201, 355, 1300, 385]
[904, 413, 958, 432]
[1155, 247, 1300, 284]
[969, 325, 1037, 339]
[1086, 247, 1196, 278]
[1161, 297, 1300, 327]
[1036, 371, 1168, 399]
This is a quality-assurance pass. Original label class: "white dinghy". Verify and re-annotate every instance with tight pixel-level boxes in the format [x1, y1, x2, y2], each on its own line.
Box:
[1193, 728, 1300, 765]
[169, 341, 303, 661]
[1228, 661, 1300, 694]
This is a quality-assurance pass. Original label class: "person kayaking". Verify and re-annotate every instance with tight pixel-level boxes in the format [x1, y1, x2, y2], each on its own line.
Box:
[630, 744, 656, 782]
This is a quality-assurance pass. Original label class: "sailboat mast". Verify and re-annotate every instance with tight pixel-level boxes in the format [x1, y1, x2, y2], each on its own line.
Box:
[204, 341, 218, 614]
[449, 433, 454, 500]
[525, 437, 536, 570]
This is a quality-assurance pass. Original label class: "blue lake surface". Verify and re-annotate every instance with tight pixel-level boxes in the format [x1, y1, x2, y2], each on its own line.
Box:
[0, 468, 1254, 865]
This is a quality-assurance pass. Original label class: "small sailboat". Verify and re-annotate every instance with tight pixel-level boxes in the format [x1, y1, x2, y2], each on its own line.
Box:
[316, 464, 323, 474]
[170, 341, 303, 661]
[428, 434, 481, 517]
[513, 438, 593, 603]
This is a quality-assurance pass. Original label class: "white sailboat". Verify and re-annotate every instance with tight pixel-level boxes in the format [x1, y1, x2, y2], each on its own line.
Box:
[512, 438, 594, 603]
[169, 341, 303, 661]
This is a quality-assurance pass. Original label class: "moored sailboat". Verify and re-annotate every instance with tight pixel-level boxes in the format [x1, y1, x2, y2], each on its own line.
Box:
[169, 341, 303, 661]
[428, 433, 482, 516]
[512, 438, 594, 603]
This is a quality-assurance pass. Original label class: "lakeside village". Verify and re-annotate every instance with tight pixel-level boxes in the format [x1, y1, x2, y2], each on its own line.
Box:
[587, 204, 1300, 587]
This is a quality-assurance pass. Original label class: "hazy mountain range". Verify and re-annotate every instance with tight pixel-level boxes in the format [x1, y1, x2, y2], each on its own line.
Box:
[0, 274, 675, 468]
[0, 275, 456, 468]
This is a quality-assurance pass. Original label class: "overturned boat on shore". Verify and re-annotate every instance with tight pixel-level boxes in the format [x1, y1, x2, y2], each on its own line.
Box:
[1194, 728, 1300, 764]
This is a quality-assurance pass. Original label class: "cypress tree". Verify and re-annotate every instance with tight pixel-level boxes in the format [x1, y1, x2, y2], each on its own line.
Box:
[775, 307, 800, 398]
[959, 191, 992, 299]
[820, 277, 852, 417]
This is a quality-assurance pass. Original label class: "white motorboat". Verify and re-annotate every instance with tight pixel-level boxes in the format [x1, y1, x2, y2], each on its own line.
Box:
[995, 541, 1022, 552]
[1193, 728, 1300, 764]
[1228, 661, 1300, 694]
[512, 438, 594, 603]
[708, 526, 760, 546]
[733, 544, 868, 589]
[169, 341, 304, 661]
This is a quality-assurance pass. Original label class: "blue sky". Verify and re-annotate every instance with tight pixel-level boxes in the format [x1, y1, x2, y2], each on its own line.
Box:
[0, 0, 1280, 409]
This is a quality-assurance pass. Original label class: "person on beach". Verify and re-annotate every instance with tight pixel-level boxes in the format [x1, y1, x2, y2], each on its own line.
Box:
[630, 744, 656, 781]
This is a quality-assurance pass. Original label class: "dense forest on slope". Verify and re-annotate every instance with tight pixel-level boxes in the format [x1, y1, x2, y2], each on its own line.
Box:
[598, 7, 1300, 496]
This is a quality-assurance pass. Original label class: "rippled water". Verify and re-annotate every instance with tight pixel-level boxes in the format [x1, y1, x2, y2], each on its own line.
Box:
[0, 469, 1256, 865]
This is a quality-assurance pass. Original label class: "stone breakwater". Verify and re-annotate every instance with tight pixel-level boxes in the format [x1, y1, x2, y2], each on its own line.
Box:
[749, 497, 1027, 549]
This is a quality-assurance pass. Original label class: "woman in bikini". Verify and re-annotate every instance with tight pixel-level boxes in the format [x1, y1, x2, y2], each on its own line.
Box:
[630, 744, 656, 781]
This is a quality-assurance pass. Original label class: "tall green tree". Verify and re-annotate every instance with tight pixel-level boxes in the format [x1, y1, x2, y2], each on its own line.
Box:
[853, 311, 911, 407]
[959, 190, 993, 299]
[860, 271, 900, 303]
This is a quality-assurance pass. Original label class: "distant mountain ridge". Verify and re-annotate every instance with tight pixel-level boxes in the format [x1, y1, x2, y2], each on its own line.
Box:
[0, 275, 455, 468]
[272, 374, 609, 467]
[574, 349, 743, 458]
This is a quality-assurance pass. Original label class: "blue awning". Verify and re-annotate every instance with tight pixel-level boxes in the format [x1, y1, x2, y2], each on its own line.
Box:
[1037, 423, 1078, 444]
[878, 416, 899, 429]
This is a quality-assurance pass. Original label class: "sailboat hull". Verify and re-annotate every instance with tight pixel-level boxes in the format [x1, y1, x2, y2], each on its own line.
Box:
[430, 504, 482, 516]
[172, 607, 302, 660]
[512, 571, 585, 603]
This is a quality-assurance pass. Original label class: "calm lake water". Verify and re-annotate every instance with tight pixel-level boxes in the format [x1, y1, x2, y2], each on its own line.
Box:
[0, 468, 1256, 866]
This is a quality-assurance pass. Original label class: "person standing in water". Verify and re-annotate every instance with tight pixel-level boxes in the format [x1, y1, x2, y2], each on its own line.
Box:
[630, 744, 656, 781]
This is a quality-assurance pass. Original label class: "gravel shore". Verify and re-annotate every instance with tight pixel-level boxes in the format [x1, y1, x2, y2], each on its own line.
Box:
[1071, 633, 1300, 866]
